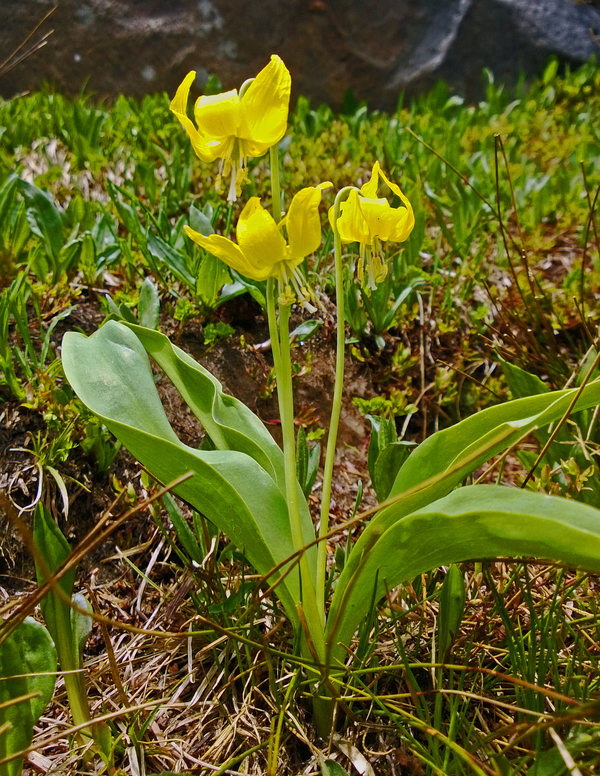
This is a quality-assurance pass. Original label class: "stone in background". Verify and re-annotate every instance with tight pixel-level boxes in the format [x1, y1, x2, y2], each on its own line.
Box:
[1, 0, 599, 109]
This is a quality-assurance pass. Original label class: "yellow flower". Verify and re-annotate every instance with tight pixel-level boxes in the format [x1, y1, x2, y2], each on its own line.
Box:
[185, 183, 331, 309]
[330, 162, 415, 290]
[170, 55, 291, 203]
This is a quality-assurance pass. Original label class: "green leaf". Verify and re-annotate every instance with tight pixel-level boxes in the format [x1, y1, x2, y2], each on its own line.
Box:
[372, 441, 413, 502]
[32, 501, 88, 734]
[290, 320, 322, 343]
[499, 357, 569, 469]
[531, 730, 599, 776]
[321, 760, 351, 776]
[122, 322, 286, 490]
[0, 175, 18, 253]
[18, 179, 64, 264]
[296, 425, 309, 495]
[33, 503, 75, 641]
[499, 357, 549, 399]
[371, 379, 600, 540]
[61, 321, 316, 624]
[196, 253, 231, 309]
[161, 493, 204, 566]
[306, 442, 321, 496]
[326, 486, 600, 668]
[229, 270, 267, 310]
[70, 593, 93, 662]
[147, 231, 195, 288]
[438, 564, 465, 658]
[189, 204, 214, 237]
[216, 280, 247, 307]
[0, 617, 57, 776]
[107, 181, 147, 246]
[366, 415, 383, 483]
[138, 277, 160, 329]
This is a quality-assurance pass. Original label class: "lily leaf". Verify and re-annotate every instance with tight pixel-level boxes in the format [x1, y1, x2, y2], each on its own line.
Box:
[123, 322, 294, 495]
[326, 485, 600, 668]
[361, 380, 600, 545]
[0, 617, 57, 776]
[61, 321, 316, 622]
[33, 503, 75, 645]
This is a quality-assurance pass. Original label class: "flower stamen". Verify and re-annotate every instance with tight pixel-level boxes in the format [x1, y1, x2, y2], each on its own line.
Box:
[277, 263, 317, 312]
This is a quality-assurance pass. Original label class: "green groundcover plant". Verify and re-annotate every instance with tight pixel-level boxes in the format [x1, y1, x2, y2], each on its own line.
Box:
[61, 55, 600, 739]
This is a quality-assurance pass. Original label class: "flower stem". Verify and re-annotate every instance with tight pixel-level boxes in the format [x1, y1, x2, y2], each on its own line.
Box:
[317, 187, 356, 620]
[270, 144, 281, 224]
[268, 145, 324, 659]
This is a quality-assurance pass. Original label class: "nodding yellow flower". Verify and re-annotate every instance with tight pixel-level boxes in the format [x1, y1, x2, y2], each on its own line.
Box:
[330, 162, 415, 290]
[170, 55, 291, 203]
[185, 183, 331, 309]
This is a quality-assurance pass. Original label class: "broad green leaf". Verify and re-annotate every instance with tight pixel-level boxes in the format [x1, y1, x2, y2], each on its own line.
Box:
[359, 379, 600, 550]
[216, 280, 247, 307]
[326, 485, 600, 668]
[372, 441, 414, 502]
[123, 322, 287, 491]
[500, 357, 549, 399]
[321, 760, 351, 776]
[229, 269, 267, 310]
[499, 359, 598, 498]
[33, 503, 75, 642]
[196, 252, 231, 309]
[0, 175, 18, 253]
[296, 426, 309, 495]
[531, 730, 599, 776]
[366, 415, 383, 483]
[138, 277, 160, 330]
[32, 501, 87, 724]
[147, 231, 195, 288]
[61, 322, 316, 623]
[107, 182, 147, 246]
[189, 204, 214, 237]
[290, 320, 322, 343]
[306, 442, 321, 497]
[0, 617, 56, 776]
[392, 383, 600, 499]
[18, 179, 64, 263]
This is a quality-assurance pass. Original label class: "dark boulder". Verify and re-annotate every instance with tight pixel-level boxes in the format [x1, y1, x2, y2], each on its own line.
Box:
[1, 0, 598, 109]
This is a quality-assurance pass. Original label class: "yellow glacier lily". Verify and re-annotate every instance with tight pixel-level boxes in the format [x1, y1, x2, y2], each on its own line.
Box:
[330, 161, 415, 290]
[171, 55, 291, 203]
[185, 183, 331, 309]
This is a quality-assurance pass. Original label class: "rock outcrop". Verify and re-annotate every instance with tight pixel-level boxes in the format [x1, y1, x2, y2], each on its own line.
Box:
[1, 0, 599, 109]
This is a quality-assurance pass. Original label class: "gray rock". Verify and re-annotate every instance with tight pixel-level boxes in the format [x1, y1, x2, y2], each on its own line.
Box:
[424, 0, 600, 100]
[1, 0, 598, 110]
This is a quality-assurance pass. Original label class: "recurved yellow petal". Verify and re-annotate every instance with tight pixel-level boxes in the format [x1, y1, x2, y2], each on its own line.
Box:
[239, 55, 291, 156]
[333, 162, 414, 244]
[236, 198, 287, 274]
[359, 160, 382, 199]
[377, 167, 415, 240]
[170, 72, 214, 162]
[184, 227, 259, 278]
[284, 184, 330, 262]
